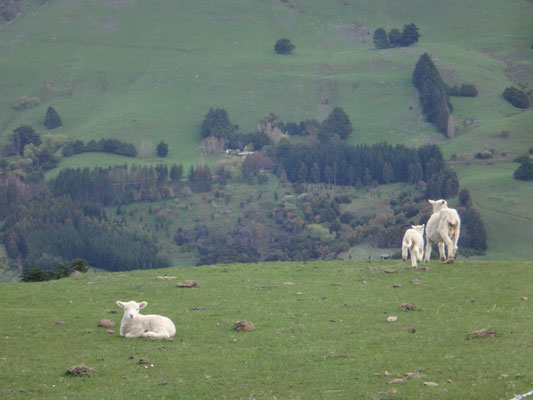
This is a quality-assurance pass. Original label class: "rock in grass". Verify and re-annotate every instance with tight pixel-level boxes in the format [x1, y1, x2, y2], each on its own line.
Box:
[98, 319, 116, 328]
[233, 321, 255, 331]
[177, 280, 198, 288]
[388, 378, 405, 384]
[66, 365, 97, 376]
[386, 316, 398, 323]
[424, 381, 439, 386]
[55, 321, 66, 325]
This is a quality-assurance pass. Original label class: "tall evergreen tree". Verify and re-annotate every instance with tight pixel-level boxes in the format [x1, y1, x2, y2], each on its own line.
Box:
[413, 53, 453, 136]
[156, 141, 169, 157]
[44, 106, 62, 129]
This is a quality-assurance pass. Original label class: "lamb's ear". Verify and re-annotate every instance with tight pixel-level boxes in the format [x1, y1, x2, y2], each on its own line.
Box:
[116, 301, 124, 308]
[411, 225, 416, 229]
[422, 224, 425, 229]
[428, 199, 435, 204]
[139, 301, 148, 309]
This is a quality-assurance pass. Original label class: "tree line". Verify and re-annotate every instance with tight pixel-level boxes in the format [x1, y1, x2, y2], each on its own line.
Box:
[1, 190, 169, 271]
[273, 141, 459, 199]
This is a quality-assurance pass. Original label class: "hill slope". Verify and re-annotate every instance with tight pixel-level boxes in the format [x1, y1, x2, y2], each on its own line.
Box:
[1, 260, 532, 399]
[0, 0, 532, 260]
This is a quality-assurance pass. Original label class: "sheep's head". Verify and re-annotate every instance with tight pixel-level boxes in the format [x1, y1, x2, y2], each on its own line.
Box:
[411, 224, 425, 235]
[116, 300, 148, 320]
[428, 199, 447, 213]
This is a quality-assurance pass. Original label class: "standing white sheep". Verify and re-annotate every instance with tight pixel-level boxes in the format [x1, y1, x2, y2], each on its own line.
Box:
[116, 300, 176, 340]
[424, 199, 461, 264]
[402, 224, 425, 268]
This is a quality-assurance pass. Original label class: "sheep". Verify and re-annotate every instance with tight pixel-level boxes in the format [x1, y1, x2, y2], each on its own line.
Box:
[424, 199, 461, 264]
[401, 224, 425, 268]
[116, 300, 176, 340]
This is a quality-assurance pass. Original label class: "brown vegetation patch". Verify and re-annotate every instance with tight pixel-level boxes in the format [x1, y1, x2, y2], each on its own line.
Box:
[177, 280, 198, 288]
[400, 303, 419, 311]
[98, 319, 116, 328]
[468, 329, 496, 338]
[233, 321, 255, 331]
[66, 365, 97, 376]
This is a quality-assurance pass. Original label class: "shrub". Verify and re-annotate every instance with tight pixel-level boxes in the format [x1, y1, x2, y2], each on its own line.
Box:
[12, 95, 40, 110]
[447, 84, 478, 97]
[514, 156, 533, 181]
[274, 38, 295, 55]
[502, 87, 529, 109]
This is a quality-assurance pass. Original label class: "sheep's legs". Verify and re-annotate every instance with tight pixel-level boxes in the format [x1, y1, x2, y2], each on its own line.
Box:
[437, 242, 446, 261]
[410, 248, 418, 268]
[142, 331, 171, 340]
[402, 244, 408, 262]
[424, 240, 432, 263]
[443, 235, 455, 263]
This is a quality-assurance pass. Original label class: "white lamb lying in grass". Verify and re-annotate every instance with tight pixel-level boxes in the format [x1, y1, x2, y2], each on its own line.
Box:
[402, 224, 425, 268]
[424, 199, 461, 264]
[116, 300, 176, 340]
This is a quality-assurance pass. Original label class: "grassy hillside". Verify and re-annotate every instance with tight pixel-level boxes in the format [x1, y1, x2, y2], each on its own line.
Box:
[0, 0, 532, 260]
[1, 260, 532, 399]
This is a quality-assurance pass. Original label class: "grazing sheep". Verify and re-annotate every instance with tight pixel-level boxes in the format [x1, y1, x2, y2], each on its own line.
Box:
[116, 300, 176, 340]
[424, 199, 461, 264]
[402, 224, 425, 268]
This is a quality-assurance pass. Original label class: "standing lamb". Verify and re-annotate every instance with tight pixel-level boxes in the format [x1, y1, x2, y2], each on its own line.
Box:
[424, 199, 461, 264]
[402, 224, 425, 268]
[116, 300, 176, 340]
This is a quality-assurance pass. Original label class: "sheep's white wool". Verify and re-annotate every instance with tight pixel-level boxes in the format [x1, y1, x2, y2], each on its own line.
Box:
[402, 224, 425, 268]
[116, 300, 176, 340]
[424, 199, 461, 264]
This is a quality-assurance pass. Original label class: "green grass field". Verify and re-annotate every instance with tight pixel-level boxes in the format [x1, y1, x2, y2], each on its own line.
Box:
[1, 260, 532, 399]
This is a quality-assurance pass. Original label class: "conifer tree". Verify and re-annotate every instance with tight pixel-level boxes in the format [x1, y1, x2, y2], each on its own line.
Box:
[44, 106, 62, 129]
[156, 141, 168, 157]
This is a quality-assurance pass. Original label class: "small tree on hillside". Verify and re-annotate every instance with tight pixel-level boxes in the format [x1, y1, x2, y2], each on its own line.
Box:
[388, 28, 403, 47]
[400, 23, 420, 46]
[201, 107, 235, 140]
[44, 106, 62, 129]
[502, 87, 529, 109]
[156, 141, 169, 157]
[514, 156, 533, 181]
[318, 107, 354, 143]
[373, 28, 390, 49]
[10, 125, 41, 156]
[274, 38, 295, 55]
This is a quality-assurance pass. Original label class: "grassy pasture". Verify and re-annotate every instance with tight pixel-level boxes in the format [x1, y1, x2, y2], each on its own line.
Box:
[1, 260, 533, 399]
[1, 0, 531, 158]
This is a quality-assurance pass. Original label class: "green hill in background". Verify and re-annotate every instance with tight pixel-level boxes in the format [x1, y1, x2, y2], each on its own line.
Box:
[0, 0, 532, 261]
